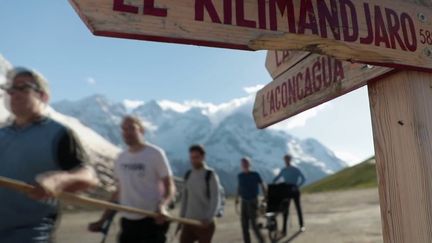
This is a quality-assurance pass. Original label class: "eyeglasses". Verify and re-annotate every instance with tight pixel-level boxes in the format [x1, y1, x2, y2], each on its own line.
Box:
[1, 82, 41, 95]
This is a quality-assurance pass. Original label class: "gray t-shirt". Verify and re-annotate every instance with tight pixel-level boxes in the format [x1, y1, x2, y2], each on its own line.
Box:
[180, 166, 220, 221]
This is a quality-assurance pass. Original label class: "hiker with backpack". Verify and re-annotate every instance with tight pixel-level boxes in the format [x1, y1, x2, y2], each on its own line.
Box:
[88, 116, 176, 243]
[179, 144, 223, 243]
[235, 157, 267, 243]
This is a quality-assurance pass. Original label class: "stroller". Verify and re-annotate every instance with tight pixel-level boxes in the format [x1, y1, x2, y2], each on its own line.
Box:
[261, 183, 299, 243]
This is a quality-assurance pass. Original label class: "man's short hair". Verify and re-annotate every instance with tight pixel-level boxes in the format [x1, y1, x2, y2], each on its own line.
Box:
[284, 154, 292, 161]
[241, 157, 251, 164]
[189, 144, 206, 156]
[6, 67, 50, 98]
[122, 115, 145, 131]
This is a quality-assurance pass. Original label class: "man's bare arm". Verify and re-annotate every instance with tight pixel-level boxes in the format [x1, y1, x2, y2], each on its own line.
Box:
[159, 176, 176, 210]
[35, 166, 99, 197]
[235, 186, 240, 204]
[260, 182, 268, 200]
[88, 188, 119, 232]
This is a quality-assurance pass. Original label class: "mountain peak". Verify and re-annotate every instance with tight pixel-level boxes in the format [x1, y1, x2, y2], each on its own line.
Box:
[51, 94, 348, 194]
[133, 100, 163, 119]
[83, 94, 109, 104]
[0, 55, 12, 84]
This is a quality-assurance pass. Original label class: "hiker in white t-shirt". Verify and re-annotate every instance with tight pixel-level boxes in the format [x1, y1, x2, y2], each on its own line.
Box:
[88, 116, 176, 243]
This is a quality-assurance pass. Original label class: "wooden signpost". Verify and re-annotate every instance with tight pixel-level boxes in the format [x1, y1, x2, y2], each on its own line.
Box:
[68, 1, 432, 242]
[69, 0, 432, 71]
[254, 51, 394, 128]
[368, 70, 432, 243]
[265, 50, 309, 79]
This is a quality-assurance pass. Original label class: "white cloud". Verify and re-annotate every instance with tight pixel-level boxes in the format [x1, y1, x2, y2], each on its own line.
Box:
[123, 99, 144, 111]
[244, 84, 265, 94]
[86, 77, 96, 85]
[158, 100, 190, 113]
[157, 96, 254, 125]
[140, 118, 158, 132]
[269, 102, 332, 130]
[202, 96, 253, 124]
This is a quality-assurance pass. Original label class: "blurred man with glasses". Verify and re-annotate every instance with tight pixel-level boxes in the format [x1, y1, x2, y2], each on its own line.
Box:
[0, 67, 99, 243]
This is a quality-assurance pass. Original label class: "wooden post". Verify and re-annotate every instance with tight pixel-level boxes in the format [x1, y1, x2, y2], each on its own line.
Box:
[368, 71, 432, 243]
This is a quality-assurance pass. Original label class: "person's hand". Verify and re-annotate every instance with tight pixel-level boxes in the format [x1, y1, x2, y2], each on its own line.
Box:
[31, 167, 99, 200]
[88, 220, 104, 233]
[155, 204, 169, 225]
[35, 171, 69, 197]
[28, 171, 68, 200]
[200, 219, 213, 228]
[28, 184, 52, 200]
[175, 223, 183, 235]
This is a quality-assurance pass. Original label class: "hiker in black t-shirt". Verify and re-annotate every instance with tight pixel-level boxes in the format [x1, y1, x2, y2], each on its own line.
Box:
[236, 157, 267, 243]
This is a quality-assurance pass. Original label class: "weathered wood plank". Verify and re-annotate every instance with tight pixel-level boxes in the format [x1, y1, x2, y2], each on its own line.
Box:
[70, 0, 432, 70]
[368, 71, 432, 243]
[253, 54, 393, 128]
[265, 51, 310, 79]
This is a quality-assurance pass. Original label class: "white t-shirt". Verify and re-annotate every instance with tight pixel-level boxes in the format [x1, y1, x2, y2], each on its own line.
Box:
[114, 143, 172, 220]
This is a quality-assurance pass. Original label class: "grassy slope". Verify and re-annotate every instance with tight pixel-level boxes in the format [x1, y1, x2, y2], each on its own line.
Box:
[302, 157, 377, 193]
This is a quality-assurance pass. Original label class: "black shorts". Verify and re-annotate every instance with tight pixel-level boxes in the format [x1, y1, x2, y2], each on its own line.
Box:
[118, 217, 170, 243]
[267, 183, 300, 212]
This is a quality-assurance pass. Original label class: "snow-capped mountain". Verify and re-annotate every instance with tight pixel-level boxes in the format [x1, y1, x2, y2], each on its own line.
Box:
[53, 95, 127, 147]
[0, 55, 12, 123]
[0, 53, 347, 195]
[0, 55, 119, 193]
[53, 94, 348, 194]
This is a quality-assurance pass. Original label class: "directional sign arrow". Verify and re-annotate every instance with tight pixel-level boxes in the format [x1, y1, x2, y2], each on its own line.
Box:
[254, 53, 395, 128]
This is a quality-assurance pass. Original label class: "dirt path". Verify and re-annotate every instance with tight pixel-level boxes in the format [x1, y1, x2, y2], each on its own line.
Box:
[57, 188, 382, 243]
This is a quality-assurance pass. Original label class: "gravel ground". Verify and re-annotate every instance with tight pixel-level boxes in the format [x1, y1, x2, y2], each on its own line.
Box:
[56, 188, 383, 243]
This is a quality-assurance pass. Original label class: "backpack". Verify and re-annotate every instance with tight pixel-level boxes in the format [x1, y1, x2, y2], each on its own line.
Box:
[184, 169, 226, 218]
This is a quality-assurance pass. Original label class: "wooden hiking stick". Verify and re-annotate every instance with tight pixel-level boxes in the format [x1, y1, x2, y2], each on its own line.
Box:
[0, 176, 202, 227]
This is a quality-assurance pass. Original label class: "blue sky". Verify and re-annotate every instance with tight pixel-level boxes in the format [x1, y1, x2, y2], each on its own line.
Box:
[0, 1, 375, 164]
[0, 1, 269, 103]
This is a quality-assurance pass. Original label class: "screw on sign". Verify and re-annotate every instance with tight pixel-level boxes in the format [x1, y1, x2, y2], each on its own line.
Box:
[70, 0, 432, 71]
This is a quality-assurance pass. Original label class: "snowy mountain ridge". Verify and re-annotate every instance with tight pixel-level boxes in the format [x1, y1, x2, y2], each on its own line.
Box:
[0, 53, 347, 194]
[53, 94, 348, 194]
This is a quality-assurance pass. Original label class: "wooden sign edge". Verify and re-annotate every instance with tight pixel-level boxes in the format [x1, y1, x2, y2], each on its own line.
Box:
[254, 69, 400, 129]
[266, 51, 312, 80]
[69, 0, 432, 72]
[68, 0, 253, 51]
[69, 0, 95, 33]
